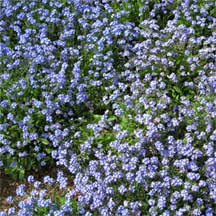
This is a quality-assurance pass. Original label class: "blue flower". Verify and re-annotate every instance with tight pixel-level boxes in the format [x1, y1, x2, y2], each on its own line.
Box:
[16, 184, 26, 196]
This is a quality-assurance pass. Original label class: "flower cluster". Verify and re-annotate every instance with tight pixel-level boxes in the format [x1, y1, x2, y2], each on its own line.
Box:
[0, 0, 216, 215]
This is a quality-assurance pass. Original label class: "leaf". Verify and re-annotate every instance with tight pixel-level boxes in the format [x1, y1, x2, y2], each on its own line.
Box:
[182, 138, 187, 144]
[18, 168, 25, 180]
[108, 116, 117, 121]
[45, 148, 52, 154]
[93, 114, 101, 121]
[39, 138, 49, 145]
[173, 86, 182, 95]
[60, 197, 65, 205]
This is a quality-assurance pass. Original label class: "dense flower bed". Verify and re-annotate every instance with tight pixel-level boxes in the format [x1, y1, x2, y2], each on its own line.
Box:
[0, 0, 216, 215]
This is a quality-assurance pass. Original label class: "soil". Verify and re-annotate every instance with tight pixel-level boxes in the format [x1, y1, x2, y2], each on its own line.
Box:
[0, 166, 58, 211]
[0, 170, 19, 210]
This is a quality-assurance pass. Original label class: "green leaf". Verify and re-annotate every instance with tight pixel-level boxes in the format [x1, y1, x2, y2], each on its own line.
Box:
[182, 138, 187, 144]
[39, 138, 49, 145]
[108, 116, 117, 121]
[18, 168, 25, 181]
[93, 114, 101, 121]
[45, 148, 52, 154]
[173, 86, 182, 95]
